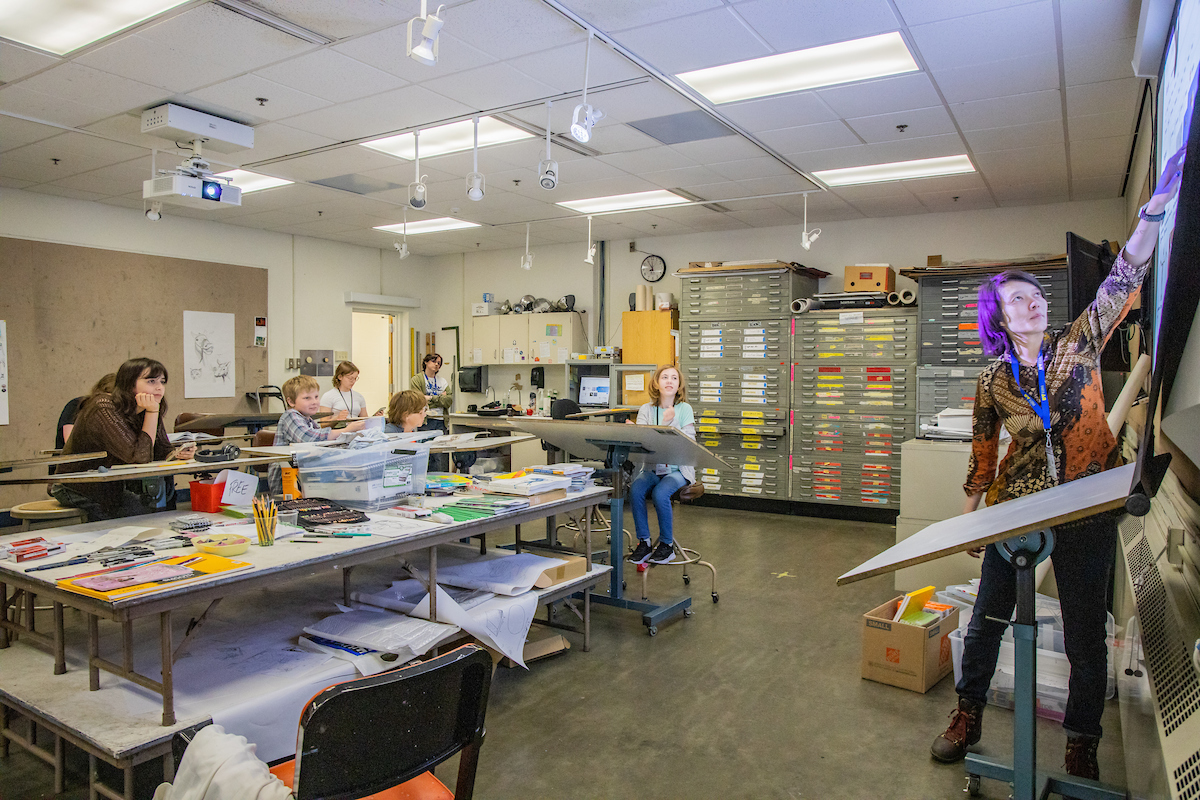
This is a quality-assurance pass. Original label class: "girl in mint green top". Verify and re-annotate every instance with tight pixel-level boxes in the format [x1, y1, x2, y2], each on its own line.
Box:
[626, 365, 696, 565]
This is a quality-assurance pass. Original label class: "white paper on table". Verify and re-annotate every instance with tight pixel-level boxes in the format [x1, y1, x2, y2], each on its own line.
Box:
[413, 586, 537, 668]
[314, 517, 434, 539]
[403, 549, 565, 595]
[82, 526, 162, 552]
[303, 608, 458, 657]
[218, 470, 257, 505]
[361, 416, 384, 431]
[353, 579, 493, 614]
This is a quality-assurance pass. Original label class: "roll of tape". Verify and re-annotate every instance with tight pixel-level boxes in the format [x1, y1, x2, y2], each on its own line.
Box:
[900, 289, 916, 305]
[886, 292, 901, 305]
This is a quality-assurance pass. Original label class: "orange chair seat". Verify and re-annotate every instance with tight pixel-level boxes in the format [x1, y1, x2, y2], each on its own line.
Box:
[270, 759, 453, 800]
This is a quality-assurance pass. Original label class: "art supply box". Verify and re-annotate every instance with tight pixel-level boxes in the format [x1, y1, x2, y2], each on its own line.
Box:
[860, 596, 958, 693]
[295, 442, 429, 512]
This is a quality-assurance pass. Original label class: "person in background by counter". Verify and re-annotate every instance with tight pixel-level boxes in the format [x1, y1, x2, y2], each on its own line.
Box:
[52, 358, 196, 521]
[410, 354, 452, 471]
[56, 372, 116, 451]
[319, 361, 367, 419]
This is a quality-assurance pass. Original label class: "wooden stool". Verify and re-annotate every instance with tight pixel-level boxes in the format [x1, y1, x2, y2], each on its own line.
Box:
[9, 499, 86, 532]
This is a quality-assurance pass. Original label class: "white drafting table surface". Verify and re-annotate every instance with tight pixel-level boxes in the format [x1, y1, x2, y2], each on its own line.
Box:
[837, 463, 1135, 585]
[510, 418, 729, 470]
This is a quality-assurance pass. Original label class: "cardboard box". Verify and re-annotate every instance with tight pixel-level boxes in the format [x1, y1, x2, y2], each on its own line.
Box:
[472, 302, 502, 316]
[525, 548, 587, 587]
[860, 597, 958, 693]
[844, 266, 896, 292]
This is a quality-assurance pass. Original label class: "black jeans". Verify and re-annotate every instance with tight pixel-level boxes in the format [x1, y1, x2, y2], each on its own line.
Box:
[955, 514, 1116, 737]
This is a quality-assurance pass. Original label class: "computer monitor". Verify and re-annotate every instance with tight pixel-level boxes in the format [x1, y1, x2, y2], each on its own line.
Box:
[578, 376, 610, 407]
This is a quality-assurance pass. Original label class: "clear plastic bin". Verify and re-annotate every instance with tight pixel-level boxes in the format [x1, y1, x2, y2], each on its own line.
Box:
[296, 442, 429, 512]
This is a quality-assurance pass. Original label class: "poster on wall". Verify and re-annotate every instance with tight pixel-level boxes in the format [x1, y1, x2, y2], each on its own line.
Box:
[183, 311, 236, 399]
[0, 320, 8, 425]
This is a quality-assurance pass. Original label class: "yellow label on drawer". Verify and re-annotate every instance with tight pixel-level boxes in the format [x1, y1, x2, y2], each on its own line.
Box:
[743, 463, 761, 471]
[739, 427, 761, 434]
[697, 425, 718, 432]
[704, 441, 718, 447]
[741, 411, 764, 418]
[741, 443, 762, 449]
[702, 468, 718, 475]
[741, 435, 762, 441]
[699, 417, 720, 424]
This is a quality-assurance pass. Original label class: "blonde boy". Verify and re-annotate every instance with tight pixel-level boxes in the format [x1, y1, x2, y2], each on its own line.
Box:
[268, 375, 365, 495]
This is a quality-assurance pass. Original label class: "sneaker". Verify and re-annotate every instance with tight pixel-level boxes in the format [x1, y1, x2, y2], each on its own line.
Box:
[648, 541, 676, 564]
[930, 697, 984, 763]
[1064, 734, 1100, 781]
[627, 540, 652, 564]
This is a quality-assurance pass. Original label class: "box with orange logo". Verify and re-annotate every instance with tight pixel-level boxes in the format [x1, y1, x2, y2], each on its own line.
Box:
[860, 597, 958, 693]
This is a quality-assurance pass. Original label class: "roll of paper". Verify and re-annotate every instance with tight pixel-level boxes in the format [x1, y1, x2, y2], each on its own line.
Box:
[655, 292, 672, 310]
[900, 289, 916, 305]
[886, 292, 901, 305]
[790, 298, 806, 314]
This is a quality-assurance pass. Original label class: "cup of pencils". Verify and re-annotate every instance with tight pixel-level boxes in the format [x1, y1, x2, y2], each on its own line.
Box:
[253, 495, 277, 547]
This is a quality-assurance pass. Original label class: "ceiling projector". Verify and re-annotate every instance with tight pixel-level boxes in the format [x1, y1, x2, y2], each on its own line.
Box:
[143, 174, 241, 209]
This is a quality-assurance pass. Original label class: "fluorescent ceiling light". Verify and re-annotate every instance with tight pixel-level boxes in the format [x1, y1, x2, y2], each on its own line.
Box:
[678, 32, 919, 104]
[0, 0, 191, 55]
[374, 218, 480, 235]
[362, 118, 534, 160]
[557, 190, 689, 214]
[813, 155, 975, 186]
[215, 170, 293, 193]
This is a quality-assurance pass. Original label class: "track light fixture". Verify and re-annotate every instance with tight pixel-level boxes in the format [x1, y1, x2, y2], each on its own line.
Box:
[407, 0, 445, 67]
[394, 209, 410, 259]
[583, 215, 596, 265]
[145, 200, 162, 221]
[466, 116, 485, 201]
[570, 32, 604, 143]
[521, 223, 533, 270]
[800, 193, 821, 251]
[410, 129, 428, 209]
[538, 99, 558, 190]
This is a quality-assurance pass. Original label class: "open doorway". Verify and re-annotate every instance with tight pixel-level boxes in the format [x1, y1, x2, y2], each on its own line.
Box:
[351, 312, 393, 415]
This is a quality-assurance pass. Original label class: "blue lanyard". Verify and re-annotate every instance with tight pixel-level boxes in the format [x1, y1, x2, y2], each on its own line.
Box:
[425, 375, 437, 394]
[1008, 349, 1051, 430]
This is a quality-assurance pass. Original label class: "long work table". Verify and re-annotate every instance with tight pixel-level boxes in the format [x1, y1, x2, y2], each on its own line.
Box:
[0, 486, 610, 728]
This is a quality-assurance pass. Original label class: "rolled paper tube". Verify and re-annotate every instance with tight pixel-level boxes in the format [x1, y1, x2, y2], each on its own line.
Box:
[1107, 353, 1151, 436]
[900, 289, 916, 305]
[807, 297, 823, 311]
[790, 298, 806, 314]
[886, 292, 902, 305]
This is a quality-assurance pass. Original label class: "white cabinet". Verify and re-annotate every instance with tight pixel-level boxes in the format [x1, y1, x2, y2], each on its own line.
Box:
[528, 312, 586, 364]
[498, 315, 528, 364]
[471, 316, 500, 364]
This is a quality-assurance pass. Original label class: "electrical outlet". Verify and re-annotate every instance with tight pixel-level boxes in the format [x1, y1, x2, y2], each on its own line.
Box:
[629, 240, 636, 252]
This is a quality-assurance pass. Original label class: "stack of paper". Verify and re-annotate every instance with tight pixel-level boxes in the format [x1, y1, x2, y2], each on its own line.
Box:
[479, 474, 572, 496]
[528, 464, 595, 491]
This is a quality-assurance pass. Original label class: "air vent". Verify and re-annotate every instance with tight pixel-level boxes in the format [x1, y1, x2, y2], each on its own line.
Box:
[1127, 536, 1200, 736]
[629, 110, 734, 145]
[313, 174, 403, 195]
[1175, 747, 1200, 799]
[152, 176, 175, 194]
[1120, 513, 1144, 547]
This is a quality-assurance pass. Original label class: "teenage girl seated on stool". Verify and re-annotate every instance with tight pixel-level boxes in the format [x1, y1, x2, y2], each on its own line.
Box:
[625, 364, 696, 566]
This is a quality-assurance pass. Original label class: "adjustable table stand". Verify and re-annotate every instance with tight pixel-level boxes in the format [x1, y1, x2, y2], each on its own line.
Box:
[511, 419, 729, 634]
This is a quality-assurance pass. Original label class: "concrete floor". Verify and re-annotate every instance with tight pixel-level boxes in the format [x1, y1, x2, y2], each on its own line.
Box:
[0, 504, 1125, 799]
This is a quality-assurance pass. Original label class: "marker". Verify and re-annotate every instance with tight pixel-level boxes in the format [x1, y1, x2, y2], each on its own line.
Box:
[290, 539, 320, 544]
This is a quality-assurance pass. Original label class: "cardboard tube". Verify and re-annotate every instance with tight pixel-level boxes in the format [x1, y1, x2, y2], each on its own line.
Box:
[900, 289, 916, 305]
[635, 285, 648, 311]
[886, 292, 901, 305]
[791, 298, 806, 314]
[1107, 353, 1151, 436]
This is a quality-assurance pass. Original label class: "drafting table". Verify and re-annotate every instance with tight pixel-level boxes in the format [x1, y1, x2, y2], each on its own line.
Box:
[1, 452, 106, 473]
[173, 412, 302, 434]
[511, 418, 729, 634]
[838, 463, 1135, 800]
[566, 407, 640, 419]
[0, 486, 610, 727]
[0, 454, 292, 486]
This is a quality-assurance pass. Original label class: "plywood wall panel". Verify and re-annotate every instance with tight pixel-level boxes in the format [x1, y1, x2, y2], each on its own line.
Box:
[0, 236, 268, 509]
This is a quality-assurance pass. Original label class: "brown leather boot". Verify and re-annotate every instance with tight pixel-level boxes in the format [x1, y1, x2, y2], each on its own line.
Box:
[1064, 734, 1100, 780]
[930, 697, 984, 763]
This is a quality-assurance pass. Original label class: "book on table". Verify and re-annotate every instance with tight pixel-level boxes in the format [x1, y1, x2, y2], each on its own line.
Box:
[57, 553, 252, 601]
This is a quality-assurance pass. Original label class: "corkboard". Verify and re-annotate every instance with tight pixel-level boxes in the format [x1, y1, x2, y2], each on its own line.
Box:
[0, 237, 269, 509]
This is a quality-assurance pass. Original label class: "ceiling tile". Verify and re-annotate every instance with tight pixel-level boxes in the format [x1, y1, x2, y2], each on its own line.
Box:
[237, 0, 411, 39]
[552, 0, 724, 32]
[963, 119, 1064, 153]
[333, 29, 497, 81]
[0, 41, 60, 83]
[46, 156, 153, 195]
[1059, 0, 1139, 42]
[950, 90, 1062, 131]
[1069, 134, 1132, 179]
[815, 72, 941, 119]
[1067, 112, 1135, 142]
[931, 53, 1059, 104]
[670, 135, 766, 163]
[421, 63, 558, 111]
[1072, 174, 1123, 200]
[992, 179, 1069, 204]
[901, 172, 988, 192]
[1065, 78, 1142, 118]
[0, 116, 62, 152]
[267, 146, 403, 182]
[255, 50, 408, 103]
[586, 81, 702, 124]
[97, 194, 149, 211]
[892, 0, 1037, 27]
[806, 132, 966, 170]
[830, 182, 916, 201]
[76, 4, 317, 94]
[973, 143, 1068, 183]
[283, 85, 474, 140]
[612, 8, 772, 74]
[759, 121, 861, 154]
[25, 184, 110, 202]
[844, 105, 957, 143]
[188, 74, 332, 121]
[598, 146, 697, 173]
[734, 0, 900, 52]
[584, 120, 663, 153]
[637, 164, 725, 189]
[726, 206, 799, 228]
[0, 156, 67, 183]
[719, 93, 840, 131]
[908, 2, 1056, 71]
[913, 186, 996, 212]
[849, 194, 929, 217]
[1063, 37, 1136, 86]
[507, 41, 647, 94]
[1, 63, 165, 127]
[0, 176, 35, 189]
[706, 156, 795, 181]
[444, 0, 584, 60]
[357, 160, 459, 186]
[235, 123, 337, 164]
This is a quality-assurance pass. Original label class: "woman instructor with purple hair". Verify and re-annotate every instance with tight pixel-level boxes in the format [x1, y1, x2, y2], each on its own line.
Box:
[929, 146, 1186, 780]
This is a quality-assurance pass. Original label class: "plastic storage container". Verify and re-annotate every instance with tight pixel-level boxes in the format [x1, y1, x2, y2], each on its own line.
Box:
[295, 442, 429, 512]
